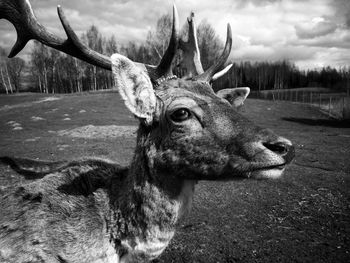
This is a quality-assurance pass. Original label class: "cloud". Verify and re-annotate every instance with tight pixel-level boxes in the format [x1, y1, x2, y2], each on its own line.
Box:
[295, 18, 337, 39]
[293, 30, 350, 49]
[234, 0, 283, 9]
[329, 0, 350, 28]
[296, 46, 350, 69]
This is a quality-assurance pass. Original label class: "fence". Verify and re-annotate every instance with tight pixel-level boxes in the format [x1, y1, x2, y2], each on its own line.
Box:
[251, 89, 350, 120]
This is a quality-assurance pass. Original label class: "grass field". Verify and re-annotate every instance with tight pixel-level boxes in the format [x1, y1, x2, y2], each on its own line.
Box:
[0, 92, 349, 262]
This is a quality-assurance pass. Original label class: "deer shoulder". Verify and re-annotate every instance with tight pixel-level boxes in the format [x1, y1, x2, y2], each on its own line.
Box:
[0, 157, 128, 263]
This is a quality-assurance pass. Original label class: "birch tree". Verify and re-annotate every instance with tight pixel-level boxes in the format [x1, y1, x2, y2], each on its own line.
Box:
[6, 57, 25, 92]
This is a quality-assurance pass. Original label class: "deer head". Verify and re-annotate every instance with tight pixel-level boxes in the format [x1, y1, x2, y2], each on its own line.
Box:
[110, 14, 294, 180]
[1, 0, 294, 180]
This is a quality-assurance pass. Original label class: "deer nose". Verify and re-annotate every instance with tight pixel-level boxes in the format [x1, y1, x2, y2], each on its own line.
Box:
[263, 140, 295, 164]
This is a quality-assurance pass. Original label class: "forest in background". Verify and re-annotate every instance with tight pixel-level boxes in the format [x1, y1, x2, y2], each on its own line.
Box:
[0, 13, 349, 94]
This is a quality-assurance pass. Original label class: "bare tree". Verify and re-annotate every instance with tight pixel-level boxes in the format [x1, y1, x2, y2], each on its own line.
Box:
[7, 57, 25, 92]
[104, 36, 118, 88]
[146, 14, 172, 65]
[196, 20, 224, 70]
[31, 42, 51, 93]
[0, 47, 9, 94]
[0, 47, 14, 94]
[0, 67, 8, 94]
[85, 26, 103, 91]
[105, 35, 118, 56]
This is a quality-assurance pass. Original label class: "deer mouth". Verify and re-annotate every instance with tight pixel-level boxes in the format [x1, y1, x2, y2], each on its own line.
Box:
[259, 163, 286, 170]
[246, 163, 287, 179]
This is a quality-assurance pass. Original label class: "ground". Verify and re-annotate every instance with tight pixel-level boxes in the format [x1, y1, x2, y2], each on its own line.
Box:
[0, 91, 349, 263]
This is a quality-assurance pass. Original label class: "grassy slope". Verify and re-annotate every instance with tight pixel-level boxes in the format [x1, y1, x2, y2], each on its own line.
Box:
[0, 92, 349, 262]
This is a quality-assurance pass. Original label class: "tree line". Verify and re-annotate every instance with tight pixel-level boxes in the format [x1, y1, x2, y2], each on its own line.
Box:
[212, 61, 350, 93]
[0, 48, 25, 94]
[0, 14, 349, 94]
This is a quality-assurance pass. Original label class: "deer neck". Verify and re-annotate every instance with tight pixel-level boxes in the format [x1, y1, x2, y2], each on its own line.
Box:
[127, 124, 196, 224]
[107, 124, 196, 259]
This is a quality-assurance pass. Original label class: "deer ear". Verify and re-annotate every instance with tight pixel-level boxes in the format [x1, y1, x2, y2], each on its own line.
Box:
[111, 54, 156, 125]
[216, 87, 250, 108]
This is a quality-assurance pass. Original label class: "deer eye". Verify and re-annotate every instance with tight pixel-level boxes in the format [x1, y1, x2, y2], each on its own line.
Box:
[170, 108, 191, 122]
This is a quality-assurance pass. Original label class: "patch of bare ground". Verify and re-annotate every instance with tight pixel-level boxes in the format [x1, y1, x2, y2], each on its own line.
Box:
[57, 125, 137, 139]
[0, 93, 349, 262]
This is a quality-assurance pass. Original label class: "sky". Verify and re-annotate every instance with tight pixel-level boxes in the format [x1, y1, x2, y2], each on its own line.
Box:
[0, 0, 349, 70]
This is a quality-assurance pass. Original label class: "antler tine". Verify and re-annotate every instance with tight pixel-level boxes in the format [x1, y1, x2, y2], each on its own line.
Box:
[212, 64, 233, 81]
[178, 12, 204, 77]
[154, 4, 179, 79]
[57, 6, 112, 69]
[0, 0, 45, 58]
[194, 24, 232, 82]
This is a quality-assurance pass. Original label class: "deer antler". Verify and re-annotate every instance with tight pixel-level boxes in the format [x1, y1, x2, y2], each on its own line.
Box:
[0, 0, 178, 81]
[154, 4, 179, 79]
[194, 24, 232, 83]
[179, 12, 233, 82]
[178, 12, 204, 77]
[0, 0, 111, 69]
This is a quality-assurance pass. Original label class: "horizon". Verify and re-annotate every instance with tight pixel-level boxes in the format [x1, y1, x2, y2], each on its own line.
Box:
[1, 0, 349, 71]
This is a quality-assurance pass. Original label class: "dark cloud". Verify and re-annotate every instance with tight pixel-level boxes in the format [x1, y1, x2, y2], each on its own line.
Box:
[329, 0, 350, 28]
[346, 11, 350, 28]
[293, 32, 350, 49]
[295, 20, 337, 39]
[234, 0, 282, 8]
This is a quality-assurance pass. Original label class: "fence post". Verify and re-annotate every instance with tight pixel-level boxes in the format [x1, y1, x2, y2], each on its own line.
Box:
[301, 91, 305, 103]
[310, 92, 312, 105]
[319, 94, 321, 108]
[296, 90, 298, 102]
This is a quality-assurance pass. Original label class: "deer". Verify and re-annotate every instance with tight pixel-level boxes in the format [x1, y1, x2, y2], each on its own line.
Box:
[0, 0, 295, 262]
